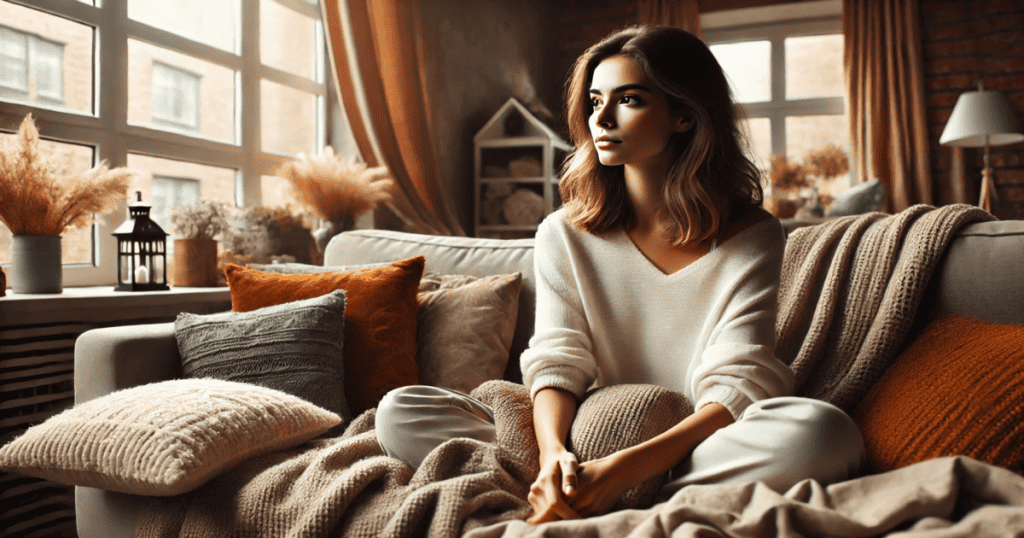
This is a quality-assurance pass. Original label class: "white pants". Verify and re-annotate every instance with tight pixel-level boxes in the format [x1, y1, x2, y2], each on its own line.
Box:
[375, 385, 865, 494]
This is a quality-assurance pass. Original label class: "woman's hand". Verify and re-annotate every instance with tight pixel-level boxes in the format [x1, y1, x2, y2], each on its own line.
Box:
[527, 449, 581, 524]
[569, 451, 644, 518]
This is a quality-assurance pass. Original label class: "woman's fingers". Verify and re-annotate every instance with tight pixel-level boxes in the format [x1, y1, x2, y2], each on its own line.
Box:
[559, 455, 578, 498]
[527, 498, 580, 524]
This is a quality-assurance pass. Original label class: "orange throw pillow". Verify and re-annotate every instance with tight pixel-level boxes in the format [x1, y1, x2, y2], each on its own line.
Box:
[852, 315, 1024, 474]
[224, 256, 425, 415]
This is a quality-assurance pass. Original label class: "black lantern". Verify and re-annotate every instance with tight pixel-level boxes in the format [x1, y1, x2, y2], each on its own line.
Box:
[113, 191, 169, 291]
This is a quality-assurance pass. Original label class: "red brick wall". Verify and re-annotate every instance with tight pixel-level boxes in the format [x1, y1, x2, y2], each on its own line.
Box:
[921, 0, 1024, 219]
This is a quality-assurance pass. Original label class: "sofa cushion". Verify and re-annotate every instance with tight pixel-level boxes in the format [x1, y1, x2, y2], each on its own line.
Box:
[175, 290, 351, 426]
[416, 272, 522, 393]
[826, 179, 884, 217]
[323, 229, 536, 384]
[852, 315, 1024, 474]
[0, 378, 340, 496]
[248, 262, 523, 395]
[224, 256, 424, 415]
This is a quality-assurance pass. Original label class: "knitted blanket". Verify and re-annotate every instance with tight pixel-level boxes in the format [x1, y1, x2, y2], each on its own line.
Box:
[775, 204, 994, 411]
[138, 204, 1011, 538]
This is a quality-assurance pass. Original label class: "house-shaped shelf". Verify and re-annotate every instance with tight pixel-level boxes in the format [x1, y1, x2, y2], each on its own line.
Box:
[473, 98, 572, 238]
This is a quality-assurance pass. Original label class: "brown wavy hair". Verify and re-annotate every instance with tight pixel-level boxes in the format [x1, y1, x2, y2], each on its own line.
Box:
[559, 25, 763, 245]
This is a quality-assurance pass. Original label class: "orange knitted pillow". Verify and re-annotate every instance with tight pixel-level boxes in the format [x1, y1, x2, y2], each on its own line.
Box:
[852, 315, 1024, 474]
[224, 256, 425, 415]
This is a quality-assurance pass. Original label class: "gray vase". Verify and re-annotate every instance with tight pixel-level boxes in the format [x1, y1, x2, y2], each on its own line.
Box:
[12, 235, 62, 294]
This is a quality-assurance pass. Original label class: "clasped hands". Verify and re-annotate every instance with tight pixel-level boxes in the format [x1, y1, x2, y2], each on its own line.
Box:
[526, 448, 641, 524]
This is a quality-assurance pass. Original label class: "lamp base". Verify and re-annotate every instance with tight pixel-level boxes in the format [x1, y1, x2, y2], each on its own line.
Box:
[979, 166, 998, 213]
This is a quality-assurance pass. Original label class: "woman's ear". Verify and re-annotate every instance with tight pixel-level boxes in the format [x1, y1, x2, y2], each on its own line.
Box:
[675, 116, 693, 133]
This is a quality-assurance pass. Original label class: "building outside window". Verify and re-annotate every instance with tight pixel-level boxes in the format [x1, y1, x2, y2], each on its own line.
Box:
[0, 0, 331, 287]
[151, 61, 201, 131]
[0, 24, 64, 105]
[703, 5, 851, 198]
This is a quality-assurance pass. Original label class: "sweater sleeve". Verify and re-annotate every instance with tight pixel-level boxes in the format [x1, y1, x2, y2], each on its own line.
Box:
[690, 225, 796, 419]
[520, 215, 599, 401]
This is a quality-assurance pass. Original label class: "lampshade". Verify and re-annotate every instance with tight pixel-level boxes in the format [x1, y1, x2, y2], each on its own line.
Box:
[940, 89, 1024, 147]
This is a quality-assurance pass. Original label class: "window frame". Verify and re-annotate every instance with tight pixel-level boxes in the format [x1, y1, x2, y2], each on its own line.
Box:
[0, 0, 329, 287]
[701, 1, 845, 164]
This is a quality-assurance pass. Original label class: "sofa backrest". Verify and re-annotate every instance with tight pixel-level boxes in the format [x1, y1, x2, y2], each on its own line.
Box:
[325, 219, 1024, 385]
[326, 229, 535, 384]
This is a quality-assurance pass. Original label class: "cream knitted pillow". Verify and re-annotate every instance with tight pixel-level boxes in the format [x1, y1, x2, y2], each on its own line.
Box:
[0, 378, 341, 496]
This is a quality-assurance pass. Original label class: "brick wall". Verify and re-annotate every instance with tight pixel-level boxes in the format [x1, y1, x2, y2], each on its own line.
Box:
[920, 0, 1024, 219]
[551, 0, 639, 136]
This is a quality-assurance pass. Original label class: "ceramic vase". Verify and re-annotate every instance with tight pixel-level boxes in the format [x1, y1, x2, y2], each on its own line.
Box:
[172, 238, 219, 287]
[11, 235, 62, 294]
[312, 217, 353, 254]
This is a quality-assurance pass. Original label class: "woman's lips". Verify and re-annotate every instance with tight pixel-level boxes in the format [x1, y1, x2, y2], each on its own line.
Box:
[594, 138, 621, 148]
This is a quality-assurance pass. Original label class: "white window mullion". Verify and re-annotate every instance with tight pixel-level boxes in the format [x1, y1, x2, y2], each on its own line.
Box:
[239, 0, 260, 208]
[61, 0, 127, 286]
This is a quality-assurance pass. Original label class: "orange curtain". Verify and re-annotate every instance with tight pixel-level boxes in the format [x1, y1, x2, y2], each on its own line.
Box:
[321, 0, 465, 235]
[638, 0, 701, 37]
[844, 0, 932, 212]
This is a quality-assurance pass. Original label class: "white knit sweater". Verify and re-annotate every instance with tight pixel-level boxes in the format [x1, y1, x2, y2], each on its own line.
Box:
[521, 208, 795, 419]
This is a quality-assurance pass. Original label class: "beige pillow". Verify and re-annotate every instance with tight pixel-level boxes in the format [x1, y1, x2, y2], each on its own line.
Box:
[0, 378, 340, 496]
[417, 272, 522, 393]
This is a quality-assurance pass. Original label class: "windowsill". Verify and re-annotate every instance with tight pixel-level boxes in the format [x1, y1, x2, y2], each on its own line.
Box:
[0, 285, 232, 326]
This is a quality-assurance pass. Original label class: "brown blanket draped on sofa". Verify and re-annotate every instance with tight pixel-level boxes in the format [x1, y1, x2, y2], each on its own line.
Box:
[138, 205, 1024, 538]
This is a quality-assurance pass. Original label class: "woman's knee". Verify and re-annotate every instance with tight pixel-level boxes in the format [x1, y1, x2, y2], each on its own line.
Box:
[749, 397, 866, 485]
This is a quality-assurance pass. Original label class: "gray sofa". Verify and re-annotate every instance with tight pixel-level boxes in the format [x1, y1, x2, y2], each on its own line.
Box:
[73, 219, 1024, 538]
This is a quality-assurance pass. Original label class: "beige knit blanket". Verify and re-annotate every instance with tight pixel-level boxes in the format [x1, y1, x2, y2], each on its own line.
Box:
[138, 204, 1012, 538]
[775, 203, 994, 411]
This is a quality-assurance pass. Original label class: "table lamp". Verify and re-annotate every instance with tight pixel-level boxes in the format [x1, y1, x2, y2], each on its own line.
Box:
[939, 82, 1024, 212]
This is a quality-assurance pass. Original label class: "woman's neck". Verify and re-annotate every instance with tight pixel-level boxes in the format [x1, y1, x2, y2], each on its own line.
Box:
[623, 157, 670, 234]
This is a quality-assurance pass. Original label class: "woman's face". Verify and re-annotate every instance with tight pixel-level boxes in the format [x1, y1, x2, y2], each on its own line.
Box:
[587, 54, 688, 168]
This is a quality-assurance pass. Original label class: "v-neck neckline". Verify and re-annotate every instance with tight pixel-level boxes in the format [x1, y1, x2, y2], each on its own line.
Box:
[617, 217, 772, 278]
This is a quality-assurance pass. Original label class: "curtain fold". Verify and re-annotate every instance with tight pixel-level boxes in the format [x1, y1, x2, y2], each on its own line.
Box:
[638, 0, 701, 37]
[321, 0, 465, 235]
[844, 0, 932, 212]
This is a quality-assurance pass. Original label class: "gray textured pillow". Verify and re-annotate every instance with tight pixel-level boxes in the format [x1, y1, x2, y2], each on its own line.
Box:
[175, 289, 351, 426]
[827, 179, 885, 217]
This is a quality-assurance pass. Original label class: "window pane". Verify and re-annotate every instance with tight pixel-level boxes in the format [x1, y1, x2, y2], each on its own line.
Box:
[709, 41, 770, 103]
[0, 135, 95, 266]
[261, 80, 316, 156]
[126, 154, 237, 236]
[261, 173, 301, 209]
[261, 0, 317, 80]
[785, 115, 851, 195]
[0, 2, 93, 114]
[128, 0, 238, 53]
[128, 39, 236, 143]
[741, 117, 772, 173]
[785, 34, 844, 100]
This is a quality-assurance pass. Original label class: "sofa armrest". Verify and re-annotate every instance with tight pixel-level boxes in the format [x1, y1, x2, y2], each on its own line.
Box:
[74, 322, 183, 405]
[74, 322, 183, 538]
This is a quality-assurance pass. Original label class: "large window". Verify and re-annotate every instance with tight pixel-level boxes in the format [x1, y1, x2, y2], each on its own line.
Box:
[703, 3, 850, 196]
[0, 0, 328, 287]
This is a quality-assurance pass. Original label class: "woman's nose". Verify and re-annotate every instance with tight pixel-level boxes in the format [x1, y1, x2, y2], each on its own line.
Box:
[593, 106, 614, 129]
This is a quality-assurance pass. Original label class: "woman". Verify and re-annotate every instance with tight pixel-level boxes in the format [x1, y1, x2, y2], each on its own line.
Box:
[375, 25, 865, 524]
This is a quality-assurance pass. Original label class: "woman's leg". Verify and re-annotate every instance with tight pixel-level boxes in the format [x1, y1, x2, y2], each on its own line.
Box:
[661, 397, 865, 497]
[375, 385, 497, 469]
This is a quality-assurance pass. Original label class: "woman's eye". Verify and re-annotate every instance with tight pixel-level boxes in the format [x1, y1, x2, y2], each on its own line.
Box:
[620, 95, 640, 105]
[590, 97, 602, 108]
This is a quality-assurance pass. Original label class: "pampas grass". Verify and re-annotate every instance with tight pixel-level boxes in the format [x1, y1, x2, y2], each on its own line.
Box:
[803, 144, 850, 182]
[275, 147, 394, 223]
[0, 114, 133, 236]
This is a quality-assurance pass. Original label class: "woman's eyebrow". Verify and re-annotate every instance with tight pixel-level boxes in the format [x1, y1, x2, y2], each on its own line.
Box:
[588, 83, 653, 96]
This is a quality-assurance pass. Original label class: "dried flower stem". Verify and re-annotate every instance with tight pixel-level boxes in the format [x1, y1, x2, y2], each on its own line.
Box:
[0, 115, 132, 236]
[275, 147, 395, 223]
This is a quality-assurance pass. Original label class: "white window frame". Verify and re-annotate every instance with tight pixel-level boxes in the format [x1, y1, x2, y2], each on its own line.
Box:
[0, 0, 328, 287]
[702, 0, 844, 162]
